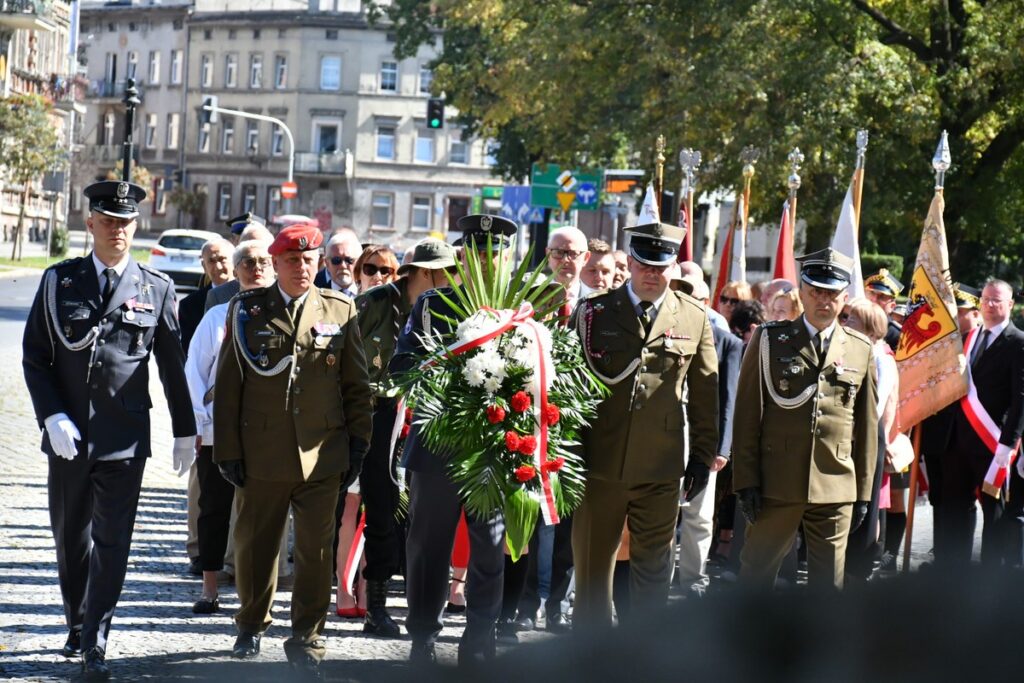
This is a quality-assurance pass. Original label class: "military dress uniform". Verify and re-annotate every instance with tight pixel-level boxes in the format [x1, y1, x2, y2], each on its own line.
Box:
[22, 180, 195, 670]
[865, 269, 904, 352]
[213, 224, 372, 667]
[571, 222, 719, 627]
[732, 248, 878, 590]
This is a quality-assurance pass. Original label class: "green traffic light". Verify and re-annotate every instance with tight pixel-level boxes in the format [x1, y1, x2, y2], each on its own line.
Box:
[430, 118, 440, 128]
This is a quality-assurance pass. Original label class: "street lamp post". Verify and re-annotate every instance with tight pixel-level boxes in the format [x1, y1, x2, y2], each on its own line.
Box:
[121, 77, 141, 182]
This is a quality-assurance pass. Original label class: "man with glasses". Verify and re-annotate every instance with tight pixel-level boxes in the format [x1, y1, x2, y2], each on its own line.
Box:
[545, 226, 592, 314]
[206, 216, 273, 312]
[317, 229, 362, 297]
[571, 221, 719, 628]
[22, 180, 197, 679]
[732, 248, 877, 590]
[352, 237, 458, 639]
[934, 279, 1024, 568]
[864, 268, 904, 351]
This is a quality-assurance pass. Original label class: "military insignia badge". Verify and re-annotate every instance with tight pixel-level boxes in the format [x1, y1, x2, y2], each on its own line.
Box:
[61, 277, 72, 288]
[835, 359, 845, 375]
[779, 379, 790, 392]
[480, 215, 492, 232]
[125, 310, 136, 321]
[372, 353, 382, 369]
[789, 363, 802, 375]
[326, 353, 337, 367]
[778, 333, 790, 342]
[298, 236, 308, 249]
[116, 182, 129, 199]
[249, 305, 261, 317]
[258, 353, 270, 368]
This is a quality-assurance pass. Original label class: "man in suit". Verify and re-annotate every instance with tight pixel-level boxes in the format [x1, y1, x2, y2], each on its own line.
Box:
[934, 279, 1024, 568]
[571, 221, 719, 628]
[22, 180, 196, 679]
[546, 226, 592, 312]
[205, 217, 273, 312]
[392, 214, 518, 665]
[315, 229, 361, 296]
[732, 248, 877, 590]
[864, 268, 904, 351]
[213, 223, 372, 678]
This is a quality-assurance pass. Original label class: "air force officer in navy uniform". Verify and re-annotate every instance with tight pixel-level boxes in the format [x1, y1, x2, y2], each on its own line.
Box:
[22, 180, 196, 680]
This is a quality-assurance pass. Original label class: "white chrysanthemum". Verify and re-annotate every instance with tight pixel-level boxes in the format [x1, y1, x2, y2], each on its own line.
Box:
[462, 363, 486, 387]
[482, 374, 503, 393]
[457, 310, 501, 343]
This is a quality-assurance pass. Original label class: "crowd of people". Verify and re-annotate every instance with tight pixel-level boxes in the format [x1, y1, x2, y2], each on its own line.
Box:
[20, 178, 1024, 680]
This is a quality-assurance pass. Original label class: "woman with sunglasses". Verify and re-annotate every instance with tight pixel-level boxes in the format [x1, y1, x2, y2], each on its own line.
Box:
[718, 280, 753, 323]
[354, 245, 400, 293]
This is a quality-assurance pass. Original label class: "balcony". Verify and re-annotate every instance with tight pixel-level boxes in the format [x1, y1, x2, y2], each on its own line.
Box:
[0, 0, 57, 32]
[295, 151, 347, 176]
[84, 145, 124, 164]
[85, 79, 145, 103]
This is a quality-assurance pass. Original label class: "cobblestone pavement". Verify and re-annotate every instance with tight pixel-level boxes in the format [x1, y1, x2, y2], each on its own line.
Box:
[0, 271, 967, 681]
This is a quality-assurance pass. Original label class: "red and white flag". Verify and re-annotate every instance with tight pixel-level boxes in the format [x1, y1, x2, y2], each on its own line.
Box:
[712, 196, 745, 311]
[677, 197, 693, 262]
[772, 200, 796, 282]
[831, 180, 865, 298]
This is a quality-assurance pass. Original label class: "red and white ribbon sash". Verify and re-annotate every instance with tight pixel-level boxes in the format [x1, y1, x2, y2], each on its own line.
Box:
[960, 326, 1020, 495]
[342, 515, 366, 593]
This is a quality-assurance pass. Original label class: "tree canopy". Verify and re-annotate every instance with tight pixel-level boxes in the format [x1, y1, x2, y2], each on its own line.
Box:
[377, 0, 1024, 285]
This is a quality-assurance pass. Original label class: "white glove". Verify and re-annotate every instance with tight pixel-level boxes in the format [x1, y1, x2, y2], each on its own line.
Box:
[172, 436, 196, 477]
[994, 443, 1014, 469]
[43, 413, 80, 460]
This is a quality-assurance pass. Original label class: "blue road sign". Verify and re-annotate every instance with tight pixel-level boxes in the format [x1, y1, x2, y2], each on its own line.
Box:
[501, 186, 533, 225]
[575, 182, 598, 206]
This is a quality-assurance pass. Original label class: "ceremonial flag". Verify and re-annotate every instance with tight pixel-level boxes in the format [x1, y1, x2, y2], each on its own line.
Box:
[895, 193, 967, 430]
[831, 181, 865, 299]
[677, 198, 693, 262]
[637, 184, 660, 224]
[712, 196, 745, 311]
[772, 200, 796, 282]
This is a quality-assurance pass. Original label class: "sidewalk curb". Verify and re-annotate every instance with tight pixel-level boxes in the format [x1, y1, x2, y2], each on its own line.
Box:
[0, 266, 44, 280]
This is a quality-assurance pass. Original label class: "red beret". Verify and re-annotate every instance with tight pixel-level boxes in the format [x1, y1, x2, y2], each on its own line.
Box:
[268, 223, 324, 256]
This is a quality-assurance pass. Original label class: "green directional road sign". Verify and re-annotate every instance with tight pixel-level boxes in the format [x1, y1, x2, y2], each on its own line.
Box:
[530, 163, 603, 212]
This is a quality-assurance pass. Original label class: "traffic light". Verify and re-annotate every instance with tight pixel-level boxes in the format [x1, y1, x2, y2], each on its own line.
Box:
[426, 98, 444, 129]
[201, 95, 219, 125]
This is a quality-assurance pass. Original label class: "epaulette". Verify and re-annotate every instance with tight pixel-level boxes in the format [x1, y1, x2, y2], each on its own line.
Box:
[672, 289, 705, 312]
[235, 288, 264, 300]
[763, 319, 790, 328]
[47, 257, 80, 272]
[138, 263, 172, 282]
[842, 325, 873, 347]
[583, 289, 607, 301]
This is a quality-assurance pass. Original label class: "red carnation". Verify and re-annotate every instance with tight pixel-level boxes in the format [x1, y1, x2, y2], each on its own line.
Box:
[486, 405, 507, 424]
[505, 431, 521, 452]
[510, 391, 532, 413]
[400, 423, 410, 439]
[518, 435, 538, 455]
[542, 457, 565, 474]
[405, 407, 413, 423]
[515, 465, 536, 483]
[543, 403, 561, 427]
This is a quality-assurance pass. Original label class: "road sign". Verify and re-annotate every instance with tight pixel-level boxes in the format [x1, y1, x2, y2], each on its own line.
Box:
[281, 181, 298, 199]
[528, 207, 545, 223]
[530, 163, 602, 211]
[500, 186, 533, 225]
[556, 191, 576, 213]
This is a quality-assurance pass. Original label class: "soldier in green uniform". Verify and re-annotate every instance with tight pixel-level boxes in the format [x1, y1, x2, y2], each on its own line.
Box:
[732, 248, 878, 590]
[213, 223, 373, 678]
[352, 237, 456, 638]
[571, 222, 719, 628]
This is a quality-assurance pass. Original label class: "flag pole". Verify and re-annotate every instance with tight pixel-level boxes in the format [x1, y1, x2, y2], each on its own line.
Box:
[901, 129, 952, 572]
[654, 135, 666, 217]
[787, 147, 805, 231]
[852, 130, 869, 232]
[740, 145, 759, 230]
[679, 148, 701, 260]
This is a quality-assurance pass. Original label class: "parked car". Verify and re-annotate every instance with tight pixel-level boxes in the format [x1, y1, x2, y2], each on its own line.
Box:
[148, 229, 221, 290]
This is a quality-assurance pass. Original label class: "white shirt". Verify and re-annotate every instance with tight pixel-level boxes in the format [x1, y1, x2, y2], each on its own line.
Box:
[981, 318, 1010, 346]
[91, 252, 130, 291]
[330, 279, 359, 297]
[626, 283, 668, 320]
[564, 279, 592, 313]
[184, 303, 229, 444]
[803, 315, 837, 351]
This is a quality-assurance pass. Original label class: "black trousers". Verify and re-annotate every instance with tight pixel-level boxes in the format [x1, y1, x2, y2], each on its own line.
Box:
[518, 515, 574, 619]
[845, 427, 886, 579]
[48, 456, 146, 653]
[360, 400, 402, 581]
[405, 469, 504, 653]
[196, 446, 235, 572]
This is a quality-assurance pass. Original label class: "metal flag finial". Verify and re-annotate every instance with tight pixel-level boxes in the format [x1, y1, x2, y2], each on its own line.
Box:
[787, 147, 805, 192]
[740, 145, 759, 180]
[932, 130, 951, 189]
[679, 148, 701, 195]
[856, 130, 869, 170]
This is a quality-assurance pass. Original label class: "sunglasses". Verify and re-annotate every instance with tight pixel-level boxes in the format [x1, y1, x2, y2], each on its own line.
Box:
[329, 256, 356, 266]
[719, 295, 741, 306]
[362, 263, 395, 277]
[239, 256, 272, 270]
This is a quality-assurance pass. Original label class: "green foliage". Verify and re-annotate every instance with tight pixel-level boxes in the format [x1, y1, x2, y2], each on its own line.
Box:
[860, 253, 905, 281]
[169, 186, 209, 229]
[376, 0, 1024, 287]
[0, 94, 66, 186]
[49, 226, 69, 257]
[106, 161, 152, 198]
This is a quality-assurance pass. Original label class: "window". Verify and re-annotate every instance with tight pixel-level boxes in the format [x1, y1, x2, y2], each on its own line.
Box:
[253, 29, 261, 39]
[169, 49, 183, 84]
[320, 55, 341, 91]
[148, 51, 160, 85]
[173, 18, 183, 30]
[419, 67, 432, 95]
[222, 119, 235, 154]
[228, 29, 237, 39]
[144, 113, 158, 149]
[371, 193, 393, 227]
[274, 55, 287, 89]
[241, 184, 257, 213]
[198, 123, 210, 153]
[246, 120, 259, 154]
[266, 186, 281, 219]
[225, 54, 238, 88]
[484, 140, 499, 167]
[102, 111, 115, 145]
[376, 125, 396, 160]
[415, 131, 435, 163]
[217, 183, 233, 219]
[152, 177, 167, 215]
[313, 121, 340, 153]
[411, 195, 432, 231]
[271, 127, 284, 156]
[449, 132, 468, 164]
[166, 113, 180, 149]
[107, 22, 117, 33]
[326, 29, 338, 40]
[127, 51, 139, 79]
[249, 54, 262, 88]
[203, 29, 212, 40]
[379, 61, 397, 92]
[200, 54, 212, 87]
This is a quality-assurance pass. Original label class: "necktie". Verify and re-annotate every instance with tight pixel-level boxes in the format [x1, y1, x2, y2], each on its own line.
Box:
[102, 267, 118, 305]
[286, 296, 302, 325]
[971, 329, 991, 369]
[812, 331, 824, 363]
[638, 301, 654, 336]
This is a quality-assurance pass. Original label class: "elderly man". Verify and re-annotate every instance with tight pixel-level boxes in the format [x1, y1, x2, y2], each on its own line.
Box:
[581, 238, 616, 292]
[545, 226, 592, 313]
[315, 228, 362, 296]
[206, 220, 274, 312]
[680, 261, 729, 332]
[213, 224, 372, 677]
[22, 180, 196, 678]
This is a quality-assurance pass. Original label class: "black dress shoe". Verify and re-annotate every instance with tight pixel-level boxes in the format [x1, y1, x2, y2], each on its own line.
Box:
[232, 632, 262, 659]
[82, 647, 110, 680]
[187, 557, 202, 576]
[546, 612, 572, 634]
[192, 596, 220, 614]
[409, 641, 437, 664]
[61, 628, 81, 657]
[289, 652, 323, 681]
[513, 614, 536, 632]
[496, 618, 519, 644]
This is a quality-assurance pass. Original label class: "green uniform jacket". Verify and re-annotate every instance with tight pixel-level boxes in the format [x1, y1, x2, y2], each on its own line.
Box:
[355, 279, 412, 395]
[731, 318, 878, 504]
[573, 285, 719, 483]
[213, 285, 373, 482]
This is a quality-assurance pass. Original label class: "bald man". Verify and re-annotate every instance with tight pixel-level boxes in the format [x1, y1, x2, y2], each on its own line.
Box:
[546, 226, 592, 313]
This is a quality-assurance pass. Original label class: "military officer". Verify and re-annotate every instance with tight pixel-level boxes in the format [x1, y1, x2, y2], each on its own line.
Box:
[352, 237, 456, 638]
[213, 223, 372, 678]
[571, 221, 719, 628]
[22, 180, 196, 679]
[732, 248, 878, 590]
[864, 268, 904, 351]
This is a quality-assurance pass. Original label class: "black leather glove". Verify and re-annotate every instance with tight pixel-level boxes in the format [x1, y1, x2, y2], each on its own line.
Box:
[342, 436, 369, 491]
[737, 487, 762, 525]
[851, 501, 869, 532]
[218, 460, 245, 488]
[683, 458, 711, 503]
